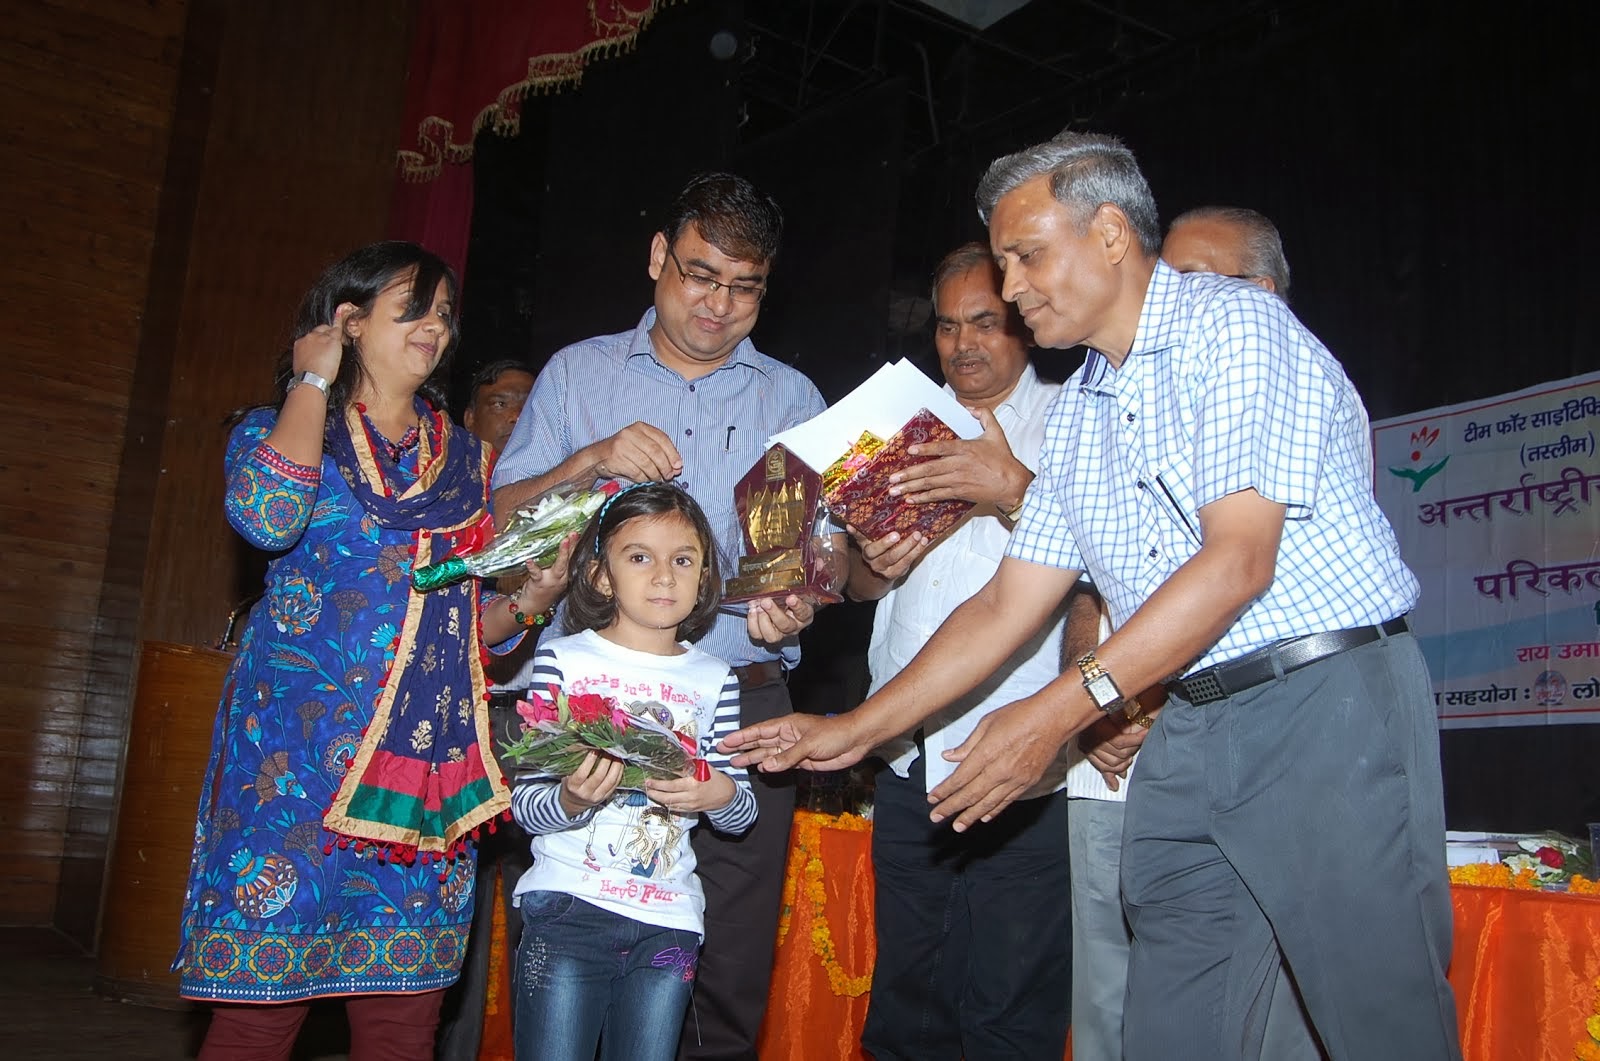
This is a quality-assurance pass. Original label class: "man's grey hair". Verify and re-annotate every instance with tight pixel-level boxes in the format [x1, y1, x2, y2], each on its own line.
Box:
[975, 132, 1162, 256]
[1168, 205, 1292, 301]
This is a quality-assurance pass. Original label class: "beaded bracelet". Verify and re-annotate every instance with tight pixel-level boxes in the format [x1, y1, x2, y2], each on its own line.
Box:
[507, 596, 555, 628]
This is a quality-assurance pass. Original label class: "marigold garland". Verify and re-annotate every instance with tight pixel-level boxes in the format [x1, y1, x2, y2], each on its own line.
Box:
[1449, 861, 1600, 893]
[1578, 977, 1600, 1061]
[776, 810, 874, 997]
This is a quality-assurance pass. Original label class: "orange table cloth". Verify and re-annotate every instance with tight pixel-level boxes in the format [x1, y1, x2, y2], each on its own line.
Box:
[756, 811, 1600, 1061]
[480, 811, 1600, 1060]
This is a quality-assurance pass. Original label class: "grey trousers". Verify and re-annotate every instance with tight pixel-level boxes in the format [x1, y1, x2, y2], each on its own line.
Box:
[1069, 799, 1323, 1061]
[1120, 630, 1461, 1061]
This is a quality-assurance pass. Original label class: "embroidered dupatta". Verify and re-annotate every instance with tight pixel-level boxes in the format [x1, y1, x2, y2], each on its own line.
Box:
[320, 401, 511, 863]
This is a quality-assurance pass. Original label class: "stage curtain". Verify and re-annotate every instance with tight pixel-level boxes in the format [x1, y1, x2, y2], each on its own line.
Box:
[387, 0, 669, 281]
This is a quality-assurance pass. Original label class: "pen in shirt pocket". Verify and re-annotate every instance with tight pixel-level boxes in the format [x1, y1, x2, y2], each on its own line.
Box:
[725, 426, 736, 450]
[1153, 473, 1201, 545]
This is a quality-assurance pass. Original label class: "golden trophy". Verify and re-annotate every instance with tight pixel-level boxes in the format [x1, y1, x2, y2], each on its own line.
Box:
[724, 445, 844, 604]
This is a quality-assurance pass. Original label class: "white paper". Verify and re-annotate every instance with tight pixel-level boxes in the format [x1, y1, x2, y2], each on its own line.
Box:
[767, 359, 983, 471]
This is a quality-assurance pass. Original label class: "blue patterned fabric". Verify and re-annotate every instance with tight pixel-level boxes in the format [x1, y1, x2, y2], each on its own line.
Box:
[1008, 261, 1419, 671]
[173, 407, 512, 1003]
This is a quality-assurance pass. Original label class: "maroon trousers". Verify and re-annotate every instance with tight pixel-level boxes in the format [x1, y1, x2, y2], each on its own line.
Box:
[198, 989, 446, 1061]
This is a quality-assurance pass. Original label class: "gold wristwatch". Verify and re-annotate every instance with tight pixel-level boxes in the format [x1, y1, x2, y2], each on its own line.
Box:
[1075, 651, 1126, 714]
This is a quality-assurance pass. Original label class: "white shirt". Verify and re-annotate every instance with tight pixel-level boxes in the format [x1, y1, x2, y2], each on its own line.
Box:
[1062, 609, 1131, 802]
[869, 364, 1070, 792]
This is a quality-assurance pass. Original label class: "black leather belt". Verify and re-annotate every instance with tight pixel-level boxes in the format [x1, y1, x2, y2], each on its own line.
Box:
[487, 689, 524, 712]
[733, 660, 785, 690]
[1168, 615, 1411, 705]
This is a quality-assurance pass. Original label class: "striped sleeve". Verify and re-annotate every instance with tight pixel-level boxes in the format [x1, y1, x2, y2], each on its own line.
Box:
[702, 670, 758, 836]
[507, 646, 595, 835]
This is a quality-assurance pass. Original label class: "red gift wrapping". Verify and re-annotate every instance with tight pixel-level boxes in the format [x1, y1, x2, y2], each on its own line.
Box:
[824, 409, 974, 542]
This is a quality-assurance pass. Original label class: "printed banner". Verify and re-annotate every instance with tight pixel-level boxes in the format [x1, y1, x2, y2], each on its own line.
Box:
[1372, 371, 1600, 728]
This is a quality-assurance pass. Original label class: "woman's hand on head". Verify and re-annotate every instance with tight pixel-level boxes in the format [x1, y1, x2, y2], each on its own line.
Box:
[293, 302, 357, 380]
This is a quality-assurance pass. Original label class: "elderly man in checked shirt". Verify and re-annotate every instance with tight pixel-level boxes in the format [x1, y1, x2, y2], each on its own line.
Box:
[494, 172, 833, 1061]
[725, 132, 1463, 1061]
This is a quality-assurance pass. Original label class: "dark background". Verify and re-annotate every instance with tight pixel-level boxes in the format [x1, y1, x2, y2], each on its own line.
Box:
[457, 0, 1599, 834]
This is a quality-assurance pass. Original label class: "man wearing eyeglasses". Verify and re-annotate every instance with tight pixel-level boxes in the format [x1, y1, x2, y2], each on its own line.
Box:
[492, 172, 829, 1061]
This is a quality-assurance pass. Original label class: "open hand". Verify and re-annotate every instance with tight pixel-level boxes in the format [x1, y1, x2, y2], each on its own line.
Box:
[929, 692, 1088, 831]
[746, 594, 815, 644]
[719, 712, 865, 773]
[889, 406, 1030, 508]
[848, 524, 933, 582]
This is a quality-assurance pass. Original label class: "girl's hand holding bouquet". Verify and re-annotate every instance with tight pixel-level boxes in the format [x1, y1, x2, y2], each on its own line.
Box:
[559, 751, 624, 818]
[643, 770, 737, 815]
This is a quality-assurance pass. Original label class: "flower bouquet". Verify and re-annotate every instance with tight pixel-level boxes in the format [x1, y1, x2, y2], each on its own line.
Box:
[1500, 833, 1597, 887]
[412, 479, 620, 591]
[500, 687, 712, 789]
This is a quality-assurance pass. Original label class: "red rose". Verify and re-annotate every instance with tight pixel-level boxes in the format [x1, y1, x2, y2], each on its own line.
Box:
[566, 693, 610, 724]
[1536, 845, 1565, 869]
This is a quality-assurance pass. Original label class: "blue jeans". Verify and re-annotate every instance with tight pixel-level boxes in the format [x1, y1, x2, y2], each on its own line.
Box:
[513, 891, 698, 1061]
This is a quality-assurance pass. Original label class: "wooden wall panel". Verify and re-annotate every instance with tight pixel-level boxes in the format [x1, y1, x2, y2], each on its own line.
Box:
[0, 0, 416, 942]
[75, 0, 418, 950]
[0, 0, 188, 929]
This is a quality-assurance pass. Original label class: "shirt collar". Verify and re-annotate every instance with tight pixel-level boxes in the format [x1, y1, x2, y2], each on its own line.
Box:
[1076, 260, 1184, 395]
[626, 307, 773, 380]
[943, 362, 1045, 422]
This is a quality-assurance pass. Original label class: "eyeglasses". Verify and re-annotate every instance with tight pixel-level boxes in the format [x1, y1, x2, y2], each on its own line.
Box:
[666, 246, 767, 304]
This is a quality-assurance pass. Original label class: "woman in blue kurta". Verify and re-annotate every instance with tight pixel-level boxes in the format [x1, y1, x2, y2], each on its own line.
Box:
[173, 243, 568, 1060]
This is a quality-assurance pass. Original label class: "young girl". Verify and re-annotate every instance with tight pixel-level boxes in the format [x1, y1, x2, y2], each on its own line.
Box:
[509, 482, 758, 1061]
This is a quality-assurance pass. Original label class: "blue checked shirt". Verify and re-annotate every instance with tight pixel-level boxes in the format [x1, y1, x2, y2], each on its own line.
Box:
[1008, 261, 1419, 674]
[492, 309, 828, 669]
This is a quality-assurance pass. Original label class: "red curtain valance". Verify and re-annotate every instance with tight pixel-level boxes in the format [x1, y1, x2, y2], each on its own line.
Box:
[396, 0, 668, 183]
[388, 0, 674, 285]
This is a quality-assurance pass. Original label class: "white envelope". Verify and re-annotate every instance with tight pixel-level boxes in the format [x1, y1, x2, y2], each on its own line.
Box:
[767, 359, 983, 471]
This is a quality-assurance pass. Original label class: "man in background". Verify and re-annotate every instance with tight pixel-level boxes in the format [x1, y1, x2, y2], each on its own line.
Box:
[461, 358, 535, 455]
[1161, 205, 1291, 300]
[847, 242, 1072, 1060]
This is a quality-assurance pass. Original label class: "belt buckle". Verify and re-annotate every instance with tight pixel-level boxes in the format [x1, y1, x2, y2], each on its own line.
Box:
[1179, 670, 1227, 704]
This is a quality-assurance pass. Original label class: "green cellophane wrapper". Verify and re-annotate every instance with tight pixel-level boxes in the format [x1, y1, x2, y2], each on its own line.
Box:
[412, 479, 620, 591]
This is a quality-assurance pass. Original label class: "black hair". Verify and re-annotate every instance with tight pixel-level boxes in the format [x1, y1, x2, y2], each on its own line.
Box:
[565, 482, 723, 643]
[659, 172, 784, 266]
[468, 358, 534, 400]
[230, 241, 460, 428]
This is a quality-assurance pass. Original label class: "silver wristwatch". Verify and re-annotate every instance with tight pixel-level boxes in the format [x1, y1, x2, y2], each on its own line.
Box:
[286, 370, 331, 396]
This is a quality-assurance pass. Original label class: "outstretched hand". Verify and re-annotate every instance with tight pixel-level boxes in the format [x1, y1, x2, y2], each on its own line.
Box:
[719, 712, 866, 773]
[929, 691, 1089, 831]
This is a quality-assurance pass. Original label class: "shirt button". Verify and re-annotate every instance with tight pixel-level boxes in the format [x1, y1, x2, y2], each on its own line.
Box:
[1136, 479, 1146, 490]
[1148, 547, 1158, 558]
[685, 428, 693, 436]
[689, 384, 696, 393]
[1126, 412, 1136, 423]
